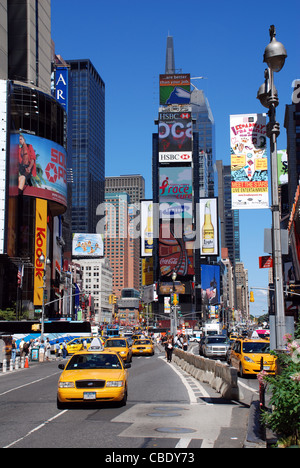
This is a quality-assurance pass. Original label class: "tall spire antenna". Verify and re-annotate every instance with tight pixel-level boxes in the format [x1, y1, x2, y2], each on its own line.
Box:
[165, 35, 175, 75]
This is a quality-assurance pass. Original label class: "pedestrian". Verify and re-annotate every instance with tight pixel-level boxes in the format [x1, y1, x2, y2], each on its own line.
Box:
[82, 338, 87, 350]
[23, 341, 30, 357]
[11, 340, 17, 363]
[55, 340, 60, 359]
[19, 338, 25, 358]
[166, 336, 174, 362]
[183, 336, 188, 352]
[62, 341, 67, 359]
[45, 338, 51, 361]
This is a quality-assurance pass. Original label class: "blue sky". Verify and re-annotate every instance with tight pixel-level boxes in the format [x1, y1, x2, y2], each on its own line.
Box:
[51, 0, 300, 316]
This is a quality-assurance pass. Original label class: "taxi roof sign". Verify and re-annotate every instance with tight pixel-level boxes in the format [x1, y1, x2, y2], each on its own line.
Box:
[88, 337, 104, 351]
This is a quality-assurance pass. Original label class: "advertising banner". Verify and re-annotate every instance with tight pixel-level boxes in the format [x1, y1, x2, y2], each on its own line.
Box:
[158, 110, 192, 163]
[159, 222, 195, 279]
[34, 199, 48, 306]
[72, 233, 104, 258]
[198, 198, 219, 256]
[159, 74, 191, 105]
[230, 114, 268, 209]
[159, 167, 192, 203]
[201, 264, 220, 306]
[55, 67, 68, 112]
[140, 201, 153, 257]
[277, 149, 288, 185]
[14, 132, 67, 207]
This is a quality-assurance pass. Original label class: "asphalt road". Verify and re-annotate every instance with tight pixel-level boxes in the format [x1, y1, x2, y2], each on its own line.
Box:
[0, 345, 254, 449]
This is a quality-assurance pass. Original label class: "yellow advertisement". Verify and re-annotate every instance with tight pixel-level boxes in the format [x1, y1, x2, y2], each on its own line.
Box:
[34, 199, 48, 306]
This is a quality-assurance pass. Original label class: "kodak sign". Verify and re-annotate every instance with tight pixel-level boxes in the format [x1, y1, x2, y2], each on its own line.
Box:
[34, 199, 48, 306]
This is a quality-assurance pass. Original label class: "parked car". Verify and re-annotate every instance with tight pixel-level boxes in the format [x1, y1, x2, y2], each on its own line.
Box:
[200, 335, 230, 360]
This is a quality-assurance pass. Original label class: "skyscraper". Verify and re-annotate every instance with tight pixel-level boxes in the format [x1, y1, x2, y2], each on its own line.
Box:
[67, 59, 105, 233]
[0, 0, 52, 93]
[105, 175, 145, 291]
[165, 35, 216, 197]
[216, 160, 240, 267]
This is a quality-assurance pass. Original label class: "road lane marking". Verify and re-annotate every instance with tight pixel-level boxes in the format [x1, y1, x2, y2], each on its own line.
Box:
[3, 410, 68, 448]
[0, 372, 60, 397]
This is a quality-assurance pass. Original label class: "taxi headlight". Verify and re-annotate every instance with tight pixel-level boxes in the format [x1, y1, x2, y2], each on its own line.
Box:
[120, 351, 126, 355]
[106, 381, 124, 387]
[58, 382, 75, 388]
[244, 356, 255, 363]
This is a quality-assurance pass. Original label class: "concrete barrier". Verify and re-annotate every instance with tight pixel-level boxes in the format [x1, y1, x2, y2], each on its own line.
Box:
[173, 348, 240, 400]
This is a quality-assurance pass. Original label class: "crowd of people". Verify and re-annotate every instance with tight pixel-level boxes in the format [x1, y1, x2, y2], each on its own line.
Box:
[10, 337, 68, 363]
[160, 333, 189, 362]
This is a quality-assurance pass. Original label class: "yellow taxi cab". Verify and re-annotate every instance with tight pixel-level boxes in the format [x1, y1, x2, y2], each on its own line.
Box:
[132, 338, 155, 356]
[66, 337, 93, 355]
[132, 333, 143, 342]
[66, 336, 105, 355]
[229, 338, 277, 377]
[104, 337, 132, 363]
[229, 333, 239, 341]
[57, 339, 130, 409]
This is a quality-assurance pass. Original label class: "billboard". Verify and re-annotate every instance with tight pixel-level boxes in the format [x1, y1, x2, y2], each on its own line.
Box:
[277, 149, 288, 185]
[34, 199, 48, 306]
[201, 264, 220, 306]
[230, 114, 268, 209]
[159, 167, 192, 203]
[158, 110, 192, 163]
[159, 74, 191, 105]
[198, 198, 219, 257]
[140, 201, 153, 257]
[159, 221, 195, 279]
[13, 132, 67, 207]
[55, 67, 68, 112]
[72, 233, 104, 258]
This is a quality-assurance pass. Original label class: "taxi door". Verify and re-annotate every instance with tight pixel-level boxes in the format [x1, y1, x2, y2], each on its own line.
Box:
[230, 340, 242, 371]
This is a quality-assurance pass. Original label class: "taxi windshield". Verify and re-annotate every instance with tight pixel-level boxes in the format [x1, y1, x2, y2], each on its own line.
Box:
[105, 339, 127, 348]
[65, 353, 122, 370]
[243, 342, 270, 354]
[135, 340, 151, 345]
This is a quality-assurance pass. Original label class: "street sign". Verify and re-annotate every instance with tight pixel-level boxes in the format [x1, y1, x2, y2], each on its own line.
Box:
[259, 255, 273, 269]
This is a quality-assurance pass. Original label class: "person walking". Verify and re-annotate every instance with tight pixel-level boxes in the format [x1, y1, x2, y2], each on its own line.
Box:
[62, 341, 67, 359]
[11, 340, 17, 363]
[45, 338, 51, 361]
[166, 336, 174, 362]
[183, 336, 188, 352]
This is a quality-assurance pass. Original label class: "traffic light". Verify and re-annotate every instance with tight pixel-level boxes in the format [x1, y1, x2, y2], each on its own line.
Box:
[173, 293, 178, 306]
[113, 295, 117, 304]
[250, 291, 255, 303]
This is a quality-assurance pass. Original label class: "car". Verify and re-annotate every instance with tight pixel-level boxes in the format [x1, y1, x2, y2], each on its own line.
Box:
[57, 348, 130, 409]
[104, 337, 133, 363]
[229, 338, 277, 377]
[132, 333, 143, 342]
[132, 339, 155, 356]
[200, 335, 230, 360]
[66, 337, 93, 355]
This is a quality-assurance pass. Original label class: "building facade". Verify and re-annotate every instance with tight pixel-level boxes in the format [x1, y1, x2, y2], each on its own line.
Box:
[67, 59, 105, 234]
[76, 257, 113, 325]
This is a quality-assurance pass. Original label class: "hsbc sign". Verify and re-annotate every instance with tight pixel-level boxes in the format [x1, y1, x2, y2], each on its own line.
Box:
[159, 152, 192, 163]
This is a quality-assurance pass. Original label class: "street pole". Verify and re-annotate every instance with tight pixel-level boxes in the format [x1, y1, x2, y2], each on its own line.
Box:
[268, 76, 286, 349]
[257, 25, 287, 349]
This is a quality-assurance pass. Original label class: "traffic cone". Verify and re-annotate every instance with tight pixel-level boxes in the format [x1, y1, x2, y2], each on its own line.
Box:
[24, 356, 29, 368]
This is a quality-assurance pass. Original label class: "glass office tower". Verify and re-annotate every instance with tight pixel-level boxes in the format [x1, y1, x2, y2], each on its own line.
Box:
[67, 59, 105, 233]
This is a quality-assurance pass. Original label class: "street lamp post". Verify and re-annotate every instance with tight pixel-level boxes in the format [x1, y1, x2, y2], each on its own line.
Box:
[39, 253, 51, 341]
[171, 270, 177, 339]
[257, 25, 287, 350]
